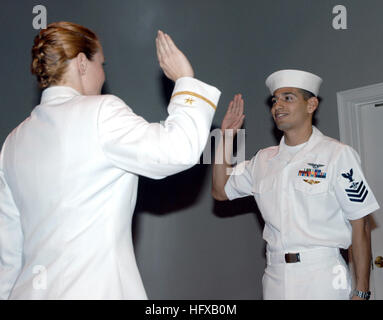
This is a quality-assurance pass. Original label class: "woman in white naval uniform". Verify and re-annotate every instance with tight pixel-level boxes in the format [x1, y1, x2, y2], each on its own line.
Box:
[0, 22, 221, 299]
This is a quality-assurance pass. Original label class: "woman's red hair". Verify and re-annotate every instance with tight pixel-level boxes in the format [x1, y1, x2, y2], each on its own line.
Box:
[31, 21, 100, 89]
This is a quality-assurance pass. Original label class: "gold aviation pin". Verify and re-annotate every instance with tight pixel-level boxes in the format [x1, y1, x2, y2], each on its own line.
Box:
[303, 179, 321, 185]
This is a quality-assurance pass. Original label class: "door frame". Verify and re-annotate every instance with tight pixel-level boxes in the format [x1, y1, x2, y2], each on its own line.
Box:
[337, 82, 383, 300]
[337, 82, 383, 163]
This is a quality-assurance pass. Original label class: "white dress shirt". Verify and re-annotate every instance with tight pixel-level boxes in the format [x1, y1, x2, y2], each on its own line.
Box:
[225, 126, 380, 253]
[0, 77, 220, 299]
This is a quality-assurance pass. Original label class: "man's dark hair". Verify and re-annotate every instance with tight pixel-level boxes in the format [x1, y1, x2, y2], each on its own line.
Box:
[299, 88, 316, 101]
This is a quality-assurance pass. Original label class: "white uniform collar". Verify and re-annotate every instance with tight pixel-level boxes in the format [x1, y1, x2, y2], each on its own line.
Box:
[271, 126, 324, 163]
[40, 86, 82, 104]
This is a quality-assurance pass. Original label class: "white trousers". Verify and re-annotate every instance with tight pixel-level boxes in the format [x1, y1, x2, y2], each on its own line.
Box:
[263, 248, 352, 300]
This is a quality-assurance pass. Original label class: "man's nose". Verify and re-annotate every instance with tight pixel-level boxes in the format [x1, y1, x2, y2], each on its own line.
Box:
[273, 100, 284, 111]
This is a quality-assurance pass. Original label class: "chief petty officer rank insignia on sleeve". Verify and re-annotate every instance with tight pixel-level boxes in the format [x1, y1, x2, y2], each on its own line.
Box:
[341, 168, 368, 203]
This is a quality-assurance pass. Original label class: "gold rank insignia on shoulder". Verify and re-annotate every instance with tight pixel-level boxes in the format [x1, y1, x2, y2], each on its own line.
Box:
[171, 91, 217, 110]
[184, 97, 195, 105]
[303, 179, 321, 185]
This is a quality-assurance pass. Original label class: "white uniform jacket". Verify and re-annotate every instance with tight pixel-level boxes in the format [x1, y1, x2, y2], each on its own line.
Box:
[225, 126, 380, 253]
[0, 77, 220, 299]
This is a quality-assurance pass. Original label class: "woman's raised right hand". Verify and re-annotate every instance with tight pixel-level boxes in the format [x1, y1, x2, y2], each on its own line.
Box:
[156, 30, 194, 82]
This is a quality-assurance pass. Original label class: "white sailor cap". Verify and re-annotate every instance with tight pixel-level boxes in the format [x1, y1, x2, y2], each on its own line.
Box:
[265, 69, 323, 96]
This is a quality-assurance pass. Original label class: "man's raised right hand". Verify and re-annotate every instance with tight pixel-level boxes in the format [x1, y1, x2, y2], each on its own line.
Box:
[221, 94, 245, 134]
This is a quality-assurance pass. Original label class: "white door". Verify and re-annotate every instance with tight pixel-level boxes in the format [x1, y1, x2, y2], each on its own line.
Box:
[357, 103, 383, 300]
[338, 84, 383, 300]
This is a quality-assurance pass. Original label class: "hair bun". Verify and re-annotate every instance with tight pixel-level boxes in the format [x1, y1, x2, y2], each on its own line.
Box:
[30, 22, 99, 89]
[31, 33, 51, 88]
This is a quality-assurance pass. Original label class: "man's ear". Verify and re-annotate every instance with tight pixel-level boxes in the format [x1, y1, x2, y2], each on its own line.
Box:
[76, 52, 88, 76]
[307, 97, 319, 114]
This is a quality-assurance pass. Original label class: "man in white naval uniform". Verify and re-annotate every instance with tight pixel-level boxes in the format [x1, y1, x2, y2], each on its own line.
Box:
[212, 70, 380, 300]
[0, 30, 221, 299]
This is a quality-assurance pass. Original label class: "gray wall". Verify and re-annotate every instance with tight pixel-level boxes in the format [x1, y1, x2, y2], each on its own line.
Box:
[1, 0, 382, 299]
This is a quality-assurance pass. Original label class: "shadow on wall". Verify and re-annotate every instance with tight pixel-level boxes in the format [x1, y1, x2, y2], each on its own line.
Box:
[213, 196, 267, 261]
[132, 76, 265, 253]
[132, 74, 267, 248]
[132, 74, 208, 214]
[134, 163, 210, 216]
[131, 74, 207, 244]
